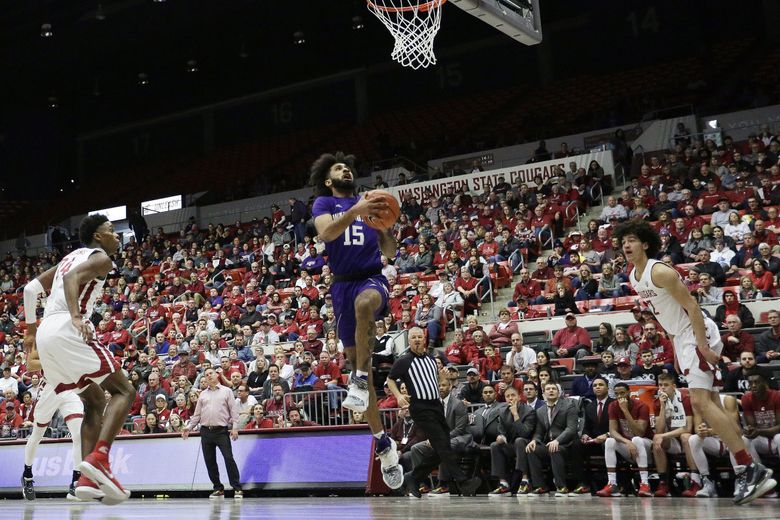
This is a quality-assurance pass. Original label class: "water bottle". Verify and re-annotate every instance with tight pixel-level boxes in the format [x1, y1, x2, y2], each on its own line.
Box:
[756, 292, 763, 301]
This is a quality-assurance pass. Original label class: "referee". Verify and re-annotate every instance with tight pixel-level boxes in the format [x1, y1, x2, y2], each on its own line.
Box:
[387, 327, 482, 497]
[182, 368, 243, 499]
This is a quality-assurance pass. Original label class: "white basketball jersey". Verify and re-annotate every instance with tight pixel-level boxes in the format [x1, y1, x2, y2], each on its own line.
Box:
[629, 258, 697, 337]
[44, 247, 107, 319]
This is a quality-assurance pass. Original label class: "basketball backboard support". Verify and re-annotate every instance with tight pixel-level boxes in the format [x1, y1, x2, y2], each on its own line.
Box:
[449, 0, 542, 46]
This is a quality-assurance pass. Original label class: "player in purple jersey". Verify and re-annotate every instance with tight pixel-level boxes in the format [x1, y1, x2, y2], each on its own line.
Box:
[310, 152, 404, 489]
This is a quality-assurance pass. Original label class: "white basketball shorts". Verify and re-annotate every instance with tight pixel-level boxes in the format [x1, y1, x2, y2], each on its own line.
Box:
[673, 318, 723, 391]
[36, 313, 120, 395]
[32, 378, 84, 427]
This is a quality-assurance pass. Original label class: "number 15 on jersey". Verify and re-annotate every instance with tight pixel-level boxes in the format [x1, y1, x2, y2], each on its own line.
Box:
[344, 224, 364, 246]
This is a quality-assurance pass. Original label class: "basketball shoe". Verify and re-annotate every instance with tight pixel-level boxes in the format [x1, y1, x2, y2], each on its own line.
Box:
[376, 434, 403, 489]
[342, 374, 369, 413]
[78, 451, 131, 505]
[733, 462, 776, 505]
[21, 475, 35, 500]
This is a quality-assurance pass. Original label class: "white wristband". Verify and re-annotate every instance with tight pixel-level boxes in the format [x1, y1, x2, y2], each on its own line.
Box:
[23, 278, 45, 325]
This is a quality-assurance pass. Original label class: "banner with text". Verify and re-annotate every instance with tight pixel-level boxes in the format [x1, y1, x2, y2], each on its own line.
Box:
[0, 428, 373, 493]
[387, 150, 614, 201]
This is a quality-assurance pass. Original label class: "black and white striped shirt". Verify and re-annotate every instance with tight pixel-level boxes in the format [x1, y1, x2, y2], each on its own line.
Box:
[388, 352, 440, 402]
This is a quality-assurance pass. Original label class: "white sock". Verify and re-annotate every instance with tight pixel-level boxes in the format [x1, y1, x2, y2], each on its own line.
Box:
[604, 438, 617, 484]
[24, 425, 47, 467]
[690, 472, 702, 486]
[65, 417, 83, 467]
[688, 436, 710, 477]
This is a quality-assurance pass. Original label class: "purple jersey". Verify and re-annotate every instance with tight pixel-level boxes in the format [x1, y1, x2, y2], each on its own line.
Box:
[311, 195, 382, 276]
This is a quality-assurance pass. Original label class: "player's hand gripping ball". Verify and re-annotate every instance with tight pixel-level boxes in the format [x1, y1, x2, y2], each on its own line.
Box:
[364, 190, 401, 230]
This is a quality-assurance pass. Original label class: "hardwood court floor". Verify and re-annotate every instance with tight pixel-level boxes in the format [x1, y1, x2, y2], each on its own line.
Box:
[1, 495, 779, 520]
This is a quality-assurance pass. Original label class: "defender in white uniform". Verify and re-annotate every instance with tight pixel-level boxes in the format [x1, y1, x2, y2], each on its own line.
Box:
[21, 378, 84, 500]
[684, 393, 760, 498]
[22, 214, 135, 505]
[614, 220, 775, 505]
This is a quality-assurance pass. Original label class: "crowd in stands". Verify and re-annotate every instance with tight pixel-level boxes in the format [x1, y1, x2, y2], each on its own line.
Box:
[0, 125, 779, 496]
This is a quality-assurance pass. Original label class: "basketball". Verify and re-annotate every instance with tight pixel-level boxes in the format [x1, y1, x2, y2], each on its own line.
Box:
[364, 190, 401, 230]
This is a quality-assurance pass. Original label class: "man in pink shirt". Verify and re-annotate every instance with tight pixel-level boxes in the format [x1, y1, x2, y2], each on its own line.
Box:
[182, 368, 243, 499]
[552, 313, 593, 359]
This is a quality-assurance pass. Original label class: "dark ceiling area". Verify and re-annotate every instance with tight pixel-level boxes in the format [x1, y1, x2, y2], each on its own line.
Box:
[0, 0, 505, 133]
[0, 0, 775, 217]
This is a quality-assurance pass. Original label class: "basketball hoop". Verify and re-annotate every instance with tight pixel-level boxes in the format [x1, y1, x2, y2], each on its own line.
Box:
[366, 0, 446, 70]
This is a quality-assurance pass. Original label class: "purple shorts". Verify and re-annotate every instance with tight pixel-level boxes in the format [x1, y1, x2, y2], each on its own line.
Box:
[330, 275, 389, 348]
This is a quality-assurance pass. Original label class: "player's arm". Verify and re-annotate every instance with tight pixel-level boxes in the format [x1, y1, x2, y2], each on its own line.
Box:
[377, 230, 397, 260]
[63, 252, 114, 342]
[22, 266, 57, 353]
[651, 263, 718, 364]
[313, 196, 389, 243]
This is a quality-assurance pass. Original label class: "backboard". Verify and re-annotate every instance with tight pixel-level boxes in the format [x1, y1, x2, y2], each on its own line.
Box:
[449, 0, 542, 46]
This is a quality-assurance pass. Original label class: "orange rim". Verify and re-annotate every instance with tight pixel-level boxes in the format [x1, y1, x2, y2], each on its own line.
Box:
[367, 0, 446, 13]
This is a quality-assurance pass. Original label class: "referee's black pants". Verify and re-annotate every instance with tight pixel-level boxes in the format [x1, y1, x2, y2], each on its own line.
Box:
[409, 400, 467, 484]
[200, 426, 242, 491]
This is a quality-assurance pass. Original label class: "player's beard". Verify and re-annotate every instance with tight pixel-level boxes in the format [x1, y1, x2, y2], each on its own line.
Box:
[330, 177, 355, 193]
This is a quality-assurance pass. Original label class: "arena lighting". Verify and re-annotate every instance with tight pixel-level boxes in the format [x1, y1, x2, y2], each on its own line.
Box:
[707, 119, 719, 130]
[92, 78, 101, 97]
[352, 16, 365, 30]
[40, 23, 53, 38]
[186, 59, 199, 73]
[293, 31, 306, 45]
[95, 4, 106, 21]
[137, 73, 149, 86]
[238, 43, 249, 59]
[89, 205, 127, 221]
[47, 96, 59, 109]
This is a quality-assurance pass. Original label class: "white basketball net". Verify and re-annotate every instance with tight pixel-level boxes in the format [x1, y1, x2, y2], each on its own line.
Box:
[367, 0, 444, 70]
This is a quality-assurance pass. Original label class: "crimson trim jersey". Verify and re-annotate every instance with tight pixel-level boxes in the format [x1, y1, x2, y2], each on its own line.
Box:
[44, 248, 108, 319]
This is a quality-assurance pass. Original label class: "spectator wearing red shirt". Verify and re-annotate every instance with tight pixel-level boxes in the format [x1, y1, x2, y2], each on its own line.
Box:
[227, 351, 247, 377]
[551, 313, 592, 359]
[163, 313, 186, 337]
[753, 220, 779, 248]
[294, 297, 313, 328]
[455, 267, 480, 315]
[444, 330, 469, 365]
[637, 322, 674, 367]
[680, 205, 705, 235]
[0, 401, 24, 434]
[171, 349, 199, 383]
[531, 256, 554, 282]
[302, 327, 324, 358]
[245, 403, 274, 429]
[170, 393, 191, 422]
[749, 259, 775, 297]
[720, 315, 755, 364]
[315, 351, 343, 412]
[696, 182, 724, 213]
[493, 365, 525, 402]
[473, 345, 502, 380]
[107, 321, 130, 354]
[477, 232, 500, 262]
[486, 309, 519, 348]
[512, 268, 542, 305]
[152, 394, 172, 428]
[510, 297, 545, 319]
